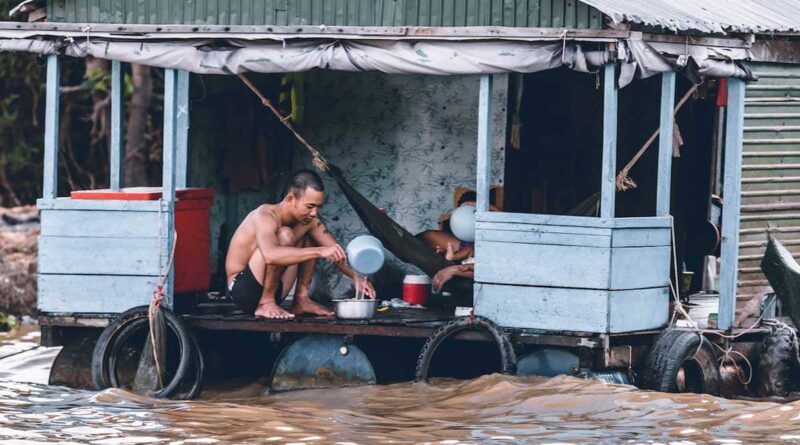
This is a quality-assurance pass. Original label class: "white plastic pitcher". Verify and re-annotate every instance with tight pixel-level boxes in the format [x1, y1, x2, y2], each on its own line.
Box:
[346, 235, 385, 275]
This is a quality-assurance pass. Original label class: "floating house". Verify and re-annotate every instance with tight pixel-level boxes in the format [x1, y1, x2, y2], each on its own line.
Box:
[3, 0, 800, 397]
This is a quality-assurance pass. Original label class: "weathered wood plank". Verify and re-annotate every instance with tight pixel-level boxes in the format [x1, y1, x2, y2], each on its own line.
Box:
[614, 216, 673, 228]
[476, 74, 493, 214]
[475, 283, 609, 332]
[607, 287, 670, 333]
[475, 221, 611, 236]
[720, 78, 746, 332]
[37, 198, 162, 212]
[475, 241, 611, 289]
[476, 212, 671, 229]
[110, 60, 124, 190]
[39, 236, 162, 276]
[611, 227, 671, 247]
[477, 211, 614, 227]
[474, 283, 669, 333]
[601, 63, 618, 219]
[40, 209, 163, 238]
[43, 55, 61, 200]
[176, 69, 190, 189]
[609, 246, 671, 289]
[476, 228, 611, 248]
[38, 274, 158, 314]
[657, 71, 676, 216]
[162, 68, 179, 306]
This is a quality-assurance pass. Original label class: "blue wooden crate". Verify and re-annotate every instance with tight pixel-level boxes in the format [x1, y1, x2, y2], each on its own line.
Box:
[473, 212, 671, 333]
[37, 198, 169, 314]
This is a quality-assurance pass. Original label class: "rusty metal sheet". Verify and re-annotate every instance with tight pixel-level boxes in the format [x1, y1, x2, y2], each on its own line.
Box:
[48, 331, 100, 390]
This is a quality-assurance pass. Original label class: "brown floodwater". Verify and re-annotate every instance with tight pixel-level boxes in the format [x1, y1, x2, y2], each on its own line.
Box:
[0, 326, 798, 444]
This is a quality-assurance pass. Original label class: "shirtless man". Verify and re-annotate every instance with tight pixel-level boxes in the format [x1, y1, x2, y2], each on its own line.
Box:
[226, 170, 376, 319]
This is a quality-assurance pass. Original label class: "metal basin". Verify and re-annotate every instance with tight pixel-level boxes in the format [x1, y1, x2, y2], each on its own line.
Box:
[332, 299, 377, 320]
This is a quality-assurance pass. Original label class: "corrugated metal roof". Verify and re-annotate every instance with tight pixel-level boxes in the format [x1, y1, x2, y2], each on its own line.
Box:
[579, 0, 800, 34]
[45, 0, 604, 29]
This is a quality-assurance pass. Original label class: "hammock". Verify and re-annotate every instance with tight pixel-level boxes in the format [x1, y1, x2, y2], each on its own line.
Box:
[328, 165, 473, 297]
[238, 75, 473, 299]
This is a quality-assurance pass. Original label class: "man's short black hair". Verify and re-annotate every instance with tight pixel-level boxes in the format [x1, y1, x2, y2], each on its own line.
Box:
[286, 169, 325, 197]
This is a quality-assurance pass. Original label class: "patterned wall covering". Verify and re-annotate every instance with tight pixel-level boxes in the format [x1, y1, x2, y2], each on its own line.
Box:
[296, 71, 508, 299]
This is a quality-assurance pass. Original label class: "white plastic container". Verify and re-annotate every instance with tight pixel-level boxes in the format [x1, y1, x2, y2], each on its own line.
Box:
[450, 204, 476, 242]
[345, 235, 385, 275]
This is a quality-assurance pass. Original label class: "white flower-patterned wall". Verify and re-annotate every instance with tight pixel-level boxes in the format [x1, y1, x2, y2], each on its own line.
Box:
[296, 71, 508, 299]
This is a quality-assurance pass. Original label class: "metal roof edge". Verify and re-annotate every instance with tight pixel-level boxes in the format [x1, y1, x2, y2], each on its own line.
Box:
[0, 21, 629, 41]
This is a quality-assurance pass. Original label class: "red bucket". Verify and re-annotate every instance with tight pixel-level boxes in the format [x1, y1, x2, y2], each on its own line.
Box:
[403, 275, 431, 305]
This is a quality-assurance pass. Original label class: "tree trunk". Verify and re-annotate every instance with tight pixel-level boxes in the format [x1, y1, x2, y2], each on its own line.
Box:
[125, 63, 152, 186]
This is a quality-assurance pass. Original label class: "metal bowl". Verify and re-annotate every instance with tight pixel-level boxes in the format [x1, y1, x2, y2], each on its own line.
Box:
[332, 299, 377, 320]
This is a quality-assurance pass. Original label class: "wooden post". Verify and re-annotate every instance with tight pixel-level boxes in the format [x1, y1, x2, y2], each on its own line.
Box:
[656, 72, 676, 216]
[162, 69, 179, 307]
[43, 54, 60, 199]
[719, 78, 746, 332]
[600, 63, 618, 219]
[176, 70, 190, 188]
[110, 60, 125, 190]
[476, 74, 493, 214]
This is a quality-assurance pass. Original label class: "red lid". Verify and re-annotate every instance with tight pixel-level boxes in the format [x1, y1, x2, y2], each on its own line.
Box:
[71, 187, 214, 201]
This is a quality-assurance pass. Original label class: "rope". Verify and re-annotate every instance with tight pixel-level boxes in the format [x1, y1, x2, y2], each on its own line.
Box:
[150, 198, 178, 388]
[668, 217, 759, 386]
[616, 82, 701, 191]
[713, 344, 753, 385]
[237, 74, 329, 172]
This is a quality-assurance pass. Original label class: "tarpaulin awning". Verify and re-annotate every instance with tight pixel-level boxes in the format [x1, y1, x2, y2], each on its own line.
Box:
[0, 35, 755, 85]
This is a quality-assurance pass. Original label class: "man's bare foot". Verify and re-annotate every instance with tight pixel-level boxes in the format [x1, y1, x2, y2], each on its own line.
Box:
[291, 296, 334, 316]
[254, 301, 295, 319]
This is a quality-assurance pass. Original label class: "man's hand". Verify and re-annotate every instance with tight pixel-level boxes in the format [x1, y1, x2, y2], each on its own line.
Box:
[357, 276, 377, 299]
[318, 244, 346, 264]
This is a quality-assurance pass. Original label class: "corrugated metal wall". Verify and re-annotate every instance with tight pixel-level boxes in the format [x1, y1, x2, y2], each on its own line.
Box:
[46, 0, 603, 28]
[738, 63, 800, 303]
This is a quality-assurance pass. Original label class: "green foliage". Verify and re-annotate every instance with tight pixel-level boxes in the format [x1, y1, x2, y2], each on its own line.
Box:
[0, 0, 47, 203]
[0, 1, 119, 203]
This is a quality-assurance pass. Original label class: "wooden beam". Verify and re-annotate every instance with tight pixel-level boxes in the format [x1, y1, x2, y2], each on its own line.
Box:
[109, 60, 124, 190]
[600, 63, 618, 219]
[161, 68, 179, 307]
[476, 74, 493, 214]
[719, 78, 746, 332]
[175, 70, 189, 188]
[656, 71, 676, 216]
[0, 21, 631, 40]
[43, 54, 60, 199]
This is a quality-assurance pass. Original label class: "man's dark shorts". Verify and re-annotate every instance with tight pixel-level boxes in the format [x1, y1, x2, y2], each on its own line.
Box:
[227, 265, 283, 315]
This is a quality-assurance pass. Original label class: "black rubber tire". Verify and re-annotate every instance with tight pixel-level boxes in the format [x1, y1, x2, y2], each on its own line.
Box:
[91, 306, 195, 399]
[108, 316, 204, 400]
[91, 305, 156, 390]
[177, 332, 205, 400]
[756, 326, 798, 397]
[415, 316, 516, 382]
[639, 329, 722, 395]
[638, 329, 684, 388]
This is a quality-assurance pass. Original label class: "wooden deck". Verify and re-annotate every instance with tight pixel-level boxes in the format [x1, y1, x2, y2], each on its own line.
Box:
[38, 297, 772, 352]
[40, 305, 641, 349]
